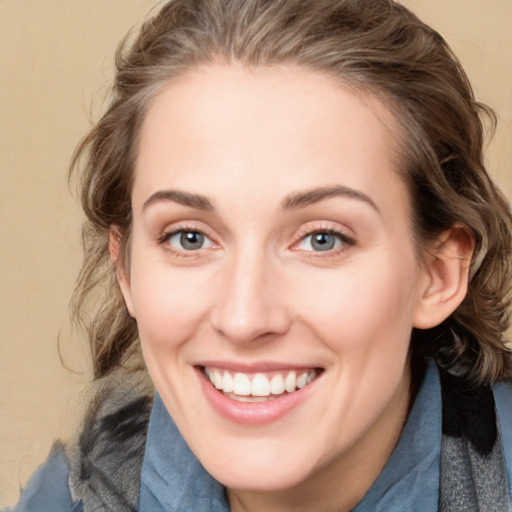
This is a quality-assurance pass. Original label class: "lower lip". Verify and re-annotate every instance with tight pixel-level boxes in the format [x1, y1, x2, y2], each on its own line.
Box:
[196, 368, 317, 426]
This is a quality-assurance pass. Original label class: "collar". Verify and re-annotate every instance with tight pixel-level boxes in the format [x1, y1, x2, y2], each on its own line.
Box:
[353, 361, 441, 511]
[138, 395, 229, 512]
[139, 362, 441, 512]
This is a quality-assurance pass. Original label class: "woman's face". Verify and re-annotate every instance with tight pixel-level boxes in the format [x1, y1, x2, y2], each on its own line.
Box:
[120, 65, 431, 493]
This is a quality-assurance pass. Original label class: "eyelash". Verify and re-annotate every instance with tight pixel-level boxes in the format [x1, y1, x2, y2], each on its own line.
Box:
[157, 224, 355, 258]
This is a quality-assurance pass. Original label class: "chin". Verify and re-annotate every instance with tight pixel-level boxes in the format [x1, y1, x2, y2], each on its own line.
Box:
[194, 436, 321, 492]
[212, 462, 313, 493]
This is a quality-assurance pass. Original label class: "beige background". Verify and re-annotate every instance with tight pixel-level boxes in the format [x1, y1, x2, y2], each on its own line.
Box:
[1, 0, 511, 507]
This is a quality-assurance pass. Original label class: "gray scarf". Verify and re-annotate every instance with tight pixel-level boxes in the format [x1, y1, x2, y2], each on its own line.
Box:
[439, 369, 511, 511]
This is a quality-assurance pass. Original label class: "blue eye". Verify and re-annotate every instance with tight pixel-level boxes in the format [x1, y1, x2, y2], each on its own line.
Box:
[300, 232, 345, 252]
[167, 230, 213, 251]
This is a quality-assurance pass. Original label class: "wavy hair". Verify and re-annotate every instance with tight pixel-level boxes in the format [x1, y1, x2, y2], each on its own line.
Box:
[70, 0, 512, 384]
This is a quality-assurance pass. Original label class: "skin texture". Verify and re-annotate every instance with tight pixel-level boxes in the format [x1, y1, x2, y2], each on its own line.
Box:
[114, 65, 473, 512]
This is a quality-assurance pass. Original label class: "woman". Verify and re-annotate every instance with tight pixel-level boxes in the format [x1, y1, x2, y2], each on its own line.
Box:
[13, 0, 512, 511]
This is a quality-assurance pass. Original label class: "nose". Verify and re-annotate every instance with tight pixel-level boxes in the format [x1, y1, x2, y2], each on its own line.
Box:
[210, 250, 291, 345]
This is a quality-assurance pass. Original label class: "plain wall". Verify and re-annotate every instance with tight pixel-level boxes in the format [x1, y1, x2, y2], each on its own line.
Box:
[1, 0, 511, 507]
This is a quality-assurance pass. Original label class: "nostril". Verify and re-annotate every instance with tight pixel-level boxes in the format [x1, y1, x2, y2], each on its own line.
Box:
[210, 310, 291, 345]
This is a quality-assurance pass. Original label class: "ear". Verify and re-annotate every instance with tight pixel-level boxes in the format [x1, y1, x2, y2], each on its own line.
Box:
[109, 226, 136, 318]
[413, 225, 474, 329]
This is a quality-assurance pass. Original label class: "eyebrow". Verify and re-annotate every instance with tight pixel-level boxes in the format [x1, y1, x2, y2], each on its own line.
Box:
[142, 190, 215, 212]
[281, 185, 380, 213]
[142, 185, 379, 214]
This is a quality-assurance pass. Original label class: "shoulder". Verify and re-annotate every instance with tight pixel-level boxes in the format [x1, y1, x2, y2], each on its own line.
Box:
[12, 442, 79, 512]
[11, 368, 153, 512]
[493, 380, 512, 493]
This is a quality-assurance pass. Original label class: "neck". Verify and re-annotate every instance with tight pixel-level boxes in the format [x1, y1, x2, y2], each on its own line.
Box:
[228, 369, 411, 512]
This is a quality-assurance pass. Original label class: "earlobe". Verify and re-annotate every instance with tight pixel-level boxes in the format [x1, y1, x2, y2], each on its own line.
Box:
[109, 226, 136, 318]
[413, 225, 475, 329]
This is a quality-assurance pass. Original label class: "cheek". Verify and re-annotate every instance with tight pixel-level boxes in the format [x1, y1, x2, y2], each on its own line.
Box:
[292, 254, 419, 356]
[128, 259, 213, 351]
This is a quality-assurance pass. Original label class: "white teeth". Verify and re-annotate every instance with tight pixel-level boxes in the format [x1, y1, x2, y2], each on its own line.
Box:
[205, 367, 317, 398]
[229, 394, 271, 403]
[222, 371, 233, 393]
[251, 373, 270, 397]
[233, 373, 251, 396]
[213, 369, 223, 390]
[296, 372, 308, 389]
[285, 371, 297, 393]
[270, 374, 285, 395]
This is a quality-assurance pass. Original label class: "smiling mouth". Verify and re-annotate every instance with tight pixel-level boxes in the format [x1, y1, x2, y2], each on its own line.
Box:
[202, 366, 322, 403]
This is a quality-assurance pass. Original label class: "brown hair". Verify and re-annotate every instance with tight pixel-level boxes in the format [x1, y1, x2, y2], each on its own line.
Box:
[70, 0, 512, 384]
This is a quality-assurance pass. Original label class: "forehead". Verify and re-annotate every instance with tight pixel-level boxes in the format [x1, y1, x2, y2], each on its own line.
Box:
[133, 64, 409, 222]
